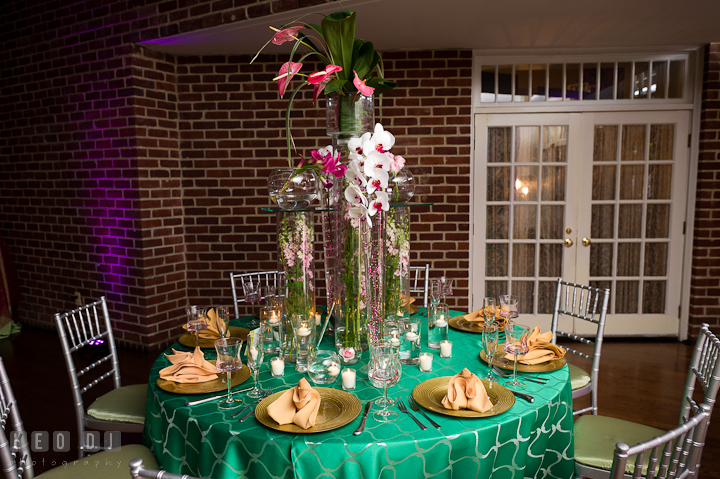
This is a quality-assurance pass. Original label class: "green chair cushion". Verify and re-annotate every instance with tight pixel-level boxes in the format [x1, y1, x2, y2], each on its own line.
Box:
[574, 415, 665, 475]
[35, 444, 158, 479]
[87, 384, 147, 424]
[568, 363, 591, 391]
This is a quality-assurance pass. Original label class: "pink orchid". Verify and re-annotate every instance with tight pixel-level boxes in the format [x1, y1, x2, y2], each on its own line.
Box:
[308, 65, 343, 84]
[353, 70, 375, 96]
[323, 156, 347, 178]
[271, 26, 304, 45]
[277, 62, 303, 97]
[310, 149, 330, 165]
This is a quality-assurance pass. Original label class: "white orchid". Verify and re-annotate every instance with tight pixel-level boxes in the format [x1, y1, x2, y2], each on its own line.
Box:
[370, 123, 395, 152]
[344, 184, 368, 206]
[345, 160, 367, 186]
[347, 132, 371, 156]
[366, 168, 388, 195]
[368, 191, 390, 216]
[349, 204, 371, 227]
[363, 150, 390, 176]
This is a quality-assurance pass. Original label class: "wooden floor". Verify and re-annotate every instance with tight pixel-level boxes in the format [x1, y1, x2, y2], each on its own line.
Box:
[3, 326, 719, 478]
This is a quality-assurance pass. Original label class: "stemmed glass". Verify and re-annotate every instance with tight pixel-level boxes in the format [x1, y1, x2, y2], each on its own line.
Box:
[185, 306, 207, 348]
[213, 337, 244, 409]
[246, 328, 269, 398]
[243, 280, 261, 328]
[430, 279, 441, 306]
[215, 306, 231, 338]
[482, 322, 499, 382]
[439, 276, 454, 303]
[483, 297, 496, 324]
[498, 295, 519, 321]
[503, 323, 530, 391]
[371, 341, 400, 423]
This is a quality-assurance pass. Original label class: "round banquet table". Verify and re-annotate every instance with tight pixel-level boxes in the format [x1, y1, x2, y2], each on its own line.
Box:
[143, 311, 575, 479]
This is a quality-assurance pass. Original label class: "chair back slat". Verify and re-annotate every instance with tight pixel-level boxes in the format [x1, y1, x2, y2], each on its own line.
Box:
[408, 264, 429, 307]
[0, 357, 33, 479]
[229, 271, 284, 318]
[681, 324, 720, 426]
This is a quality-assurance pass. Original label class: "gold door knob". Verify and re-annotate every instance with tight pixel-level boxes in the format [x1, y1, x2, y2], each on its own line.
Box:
[564, 238, 573, 247]
[582, 237, 591, 246]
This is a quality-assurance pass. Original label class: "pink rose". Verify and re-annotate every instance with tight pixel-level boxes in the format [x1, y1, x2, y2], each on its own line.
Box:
[339, 347, 356, 360]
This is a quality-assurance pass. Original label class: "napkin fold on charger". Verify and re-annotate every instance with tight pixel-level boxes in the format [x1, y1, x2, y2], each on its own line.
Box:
[266, 378, 321, 429]
[462, 307, 509, 327]
[159, 347, 219, 383]
[182, 307, 224, 339]
[504, 326, 567, 365]
[441, 368, 493, 413]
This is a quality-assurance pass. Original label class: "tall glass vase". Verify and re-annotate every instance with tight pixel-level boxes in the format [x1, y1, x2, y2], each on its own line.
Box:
[384, 206, 411, 320]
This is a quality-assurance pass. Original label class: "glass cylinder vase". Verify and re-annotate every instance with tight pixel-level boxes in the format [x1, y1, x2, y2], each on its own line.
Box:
[384, 206, 411, 321]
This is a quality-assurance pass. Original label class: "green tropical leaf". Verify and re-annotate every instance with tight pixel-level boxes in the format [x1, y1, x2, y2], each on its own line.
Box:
[351, 40, 378, 79]
[321, 11, 356, 82]
[366, 78, 397, 95]
[324, 78, 347, 94]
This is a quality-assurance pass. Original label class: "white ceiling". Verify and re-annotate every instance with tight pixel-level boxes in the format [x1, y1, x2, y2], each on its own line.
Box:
[140, 0, 720, 55]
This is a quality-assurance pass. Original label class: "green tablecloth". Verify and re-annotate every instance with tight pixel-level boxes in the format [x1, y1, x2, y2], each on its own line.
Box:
[143, 312, 574, 479]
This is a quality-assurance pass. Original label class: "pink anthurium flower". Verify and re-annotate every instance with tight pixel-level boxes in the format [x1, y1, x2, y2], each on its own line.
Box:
[277, 62, 303, 97]
[272, 26, 304, 45]
[312, 81, 328, 103]
[308, 65, 343, 84]
[353, 71, 375, 96]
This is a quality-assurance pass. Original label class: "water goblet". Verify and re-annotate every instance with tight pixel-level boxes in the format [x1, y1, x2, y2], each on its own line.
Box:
[481, 322, 499, 382]
[246, 328, 269, 398]
[213, 337, 244, 410]
[440, 276, 454, 303]
[498, 295, 519, 321]
[243, 280, 261, 328]
[371, 342, 400, 423]
[429, 279, 441, 306]
[503, 323, 530, 391]
[215, 306, 231, 338]
[483, 297, 496, 324]
[185, 306, 207, 348]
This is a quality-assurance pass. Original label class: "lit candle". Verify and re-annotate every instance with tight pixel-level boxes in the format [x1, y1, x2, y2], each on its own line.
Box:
[390, 336, 401, 347]
[341, 368, 356, 390]
[271, 357, 284, 377]
[440, 340, 453, 358]
[269, 312, 279, 324]
[327, 364, 340, 377]
[419, 352, 433, 372]
[249, 347, 259, 361]
[405, 331, 419, 342]
[297, 327, 311, 337]
[435, 317, 448, 327]
[315, 312, 322, 326]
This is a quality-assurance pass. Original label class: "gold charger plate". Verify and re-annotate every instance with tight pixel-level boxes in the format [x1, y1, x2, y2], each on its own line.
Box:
[156, 361, 251, 394]
[255, 388, 362, 434]
[178, 326, 250, 349]
[448, 315, 505, 333]
[412, 376, 514, 418]
[479, 349, 566, 373]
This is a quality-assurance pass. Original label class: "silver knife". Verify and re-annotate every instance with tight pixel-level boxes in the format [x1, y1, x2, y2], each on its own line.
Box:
[353, 400, 374, 435]
[184, 386, 253, 407]
[512, 391, 534, 403]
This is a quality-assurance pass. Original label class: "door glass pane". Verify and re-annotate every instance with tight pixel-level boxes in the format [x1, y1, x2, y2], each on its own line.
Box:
[590, 243, 613, 277]
[486, 281, 507, 299]
[543, 126, 567, 162]
[548, 64, 563, 101]
[514, 166, 538, 201]
[634, 62, 649, 99]
[540, 205, 564, 239]
[486, 244, 508, 276]
[591, 205, 615, 239]
[583, 63, 597, 100]
[513, 205, 537, 239]
[600, 63, 614, 99]
[511, 281, 535, 314]
[498, 65, 512, 102]
[618, 204, 642, 238]
[647, 165, 672, 200]
[668, 60, 685, 98]
[617, 243, 641, 276]
[616, 281, 639, 313]
[488, 127, 511, 163]
[644, 243, 668, 276]
[617, 62, 633, 99]
[646, 204, 670, 238]
[649, 125, 674, 161]
[487, 167, 510, 201]
[487, 205, 509, 239]
[651, 61, 667, 99]
[539, 244, 562, 277]
[592, 165, 616, 200]
[643, 281, 666, 314]
[531, 64, 546, 101]
[542, 166, 565, 201]
[515, 126, 539, 162]
[619, 165, 645, 200]
[515, 64, 529, 101]
[621, 125, 646, 161]
[594, 126, 618, 162]
[566, 63, 579, 100]
[512, 244, 535, 277]
[538, 281, 557, 313]
[481, 65, 496, 103]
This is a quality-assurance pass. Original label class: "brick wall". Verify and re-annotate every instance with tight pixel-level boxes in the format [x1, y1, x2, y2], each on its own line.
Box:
[0, 0, 472, 351]
[690, 42, 720, 337]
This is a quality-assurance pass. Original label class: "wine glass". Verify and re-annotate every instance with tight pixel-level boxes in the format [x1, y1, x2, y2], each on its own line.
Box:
[483, 297, 496, 324]
[185, 306, 207, 348]
[243, 280, 261, 328]
[440, 276, 454, 303]
[498, 295, 519, 321]
[213, 337, 244, 409]
[215, 306, 231, 338]
[429, 279, 441, 312]
[371, 341, 400, 423]
[481, 321, 499, 382]
[503, 323, 530, 391]
[246, 328, 269, 398]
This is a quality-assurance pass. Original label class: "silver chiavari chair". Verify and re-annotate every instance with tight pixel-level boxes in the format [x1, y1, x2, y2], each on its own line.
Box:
[129, 458, 206, 479]
[574, 324, 720, 478]
[408, 264, 430, 307]
[551, 278, 610, 415]
[54, 296, 146, 459]
[229, 271, 284, 319]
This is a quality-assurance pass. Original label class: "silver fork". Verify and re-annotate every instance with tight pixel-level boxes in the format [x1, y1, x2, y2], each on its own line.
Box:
[407, 395, 441, 429]
[493, 366, 546, 385]
[396, 398, 427, 430]
[239, 390, 273, 422]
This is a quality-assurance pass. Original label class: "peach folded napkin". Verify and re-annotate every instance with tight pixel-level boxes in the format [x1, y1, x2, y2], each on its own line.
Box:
[182, 308, 224, 339]
[441, 368, 493, 413]
[266, 378, 321, 429]
[463, 308, 509, 327]
[504, 326, 566, 365]
[159, 347, 219, 383]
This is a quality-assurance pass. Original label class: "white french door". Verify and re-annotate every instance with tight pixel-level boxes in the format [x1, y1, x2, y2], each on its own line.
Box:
[472, 110, 690, 336]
